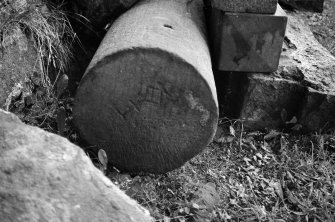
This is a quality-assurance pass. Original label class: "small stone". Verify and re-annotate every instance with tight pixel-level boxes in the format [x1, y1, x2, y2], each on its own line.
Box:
[0, 109, 152, 222]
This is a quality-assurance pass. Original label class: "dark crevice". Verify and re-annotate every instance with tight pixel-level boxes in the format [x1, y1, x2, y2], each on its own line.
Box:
[213, 70, 249, 119]
[163, 24, 173, 29]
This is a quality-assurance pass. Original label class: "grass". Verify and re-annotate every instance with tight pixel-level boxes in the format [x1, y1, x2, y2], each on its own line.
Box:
[105, 122, 335, 221]
[0, 0, 75, 91]
[0, 0, 76, 131]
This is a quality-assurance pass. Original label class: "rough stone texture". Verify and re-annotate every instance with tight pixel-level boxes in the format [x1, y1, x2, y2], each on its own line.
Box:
[210, 5, 287, 73]
[219, 12, 335, 131]
[300, 88, 335, 131]
[71, 0, 139, 30]
[239, 75, 306, 129]
[210, 0, 278, 14]
[279, 0, 324, 12]
[0, 27, 41, 108]
[0, 109, 152, 222]
[74, 0, 218, 174]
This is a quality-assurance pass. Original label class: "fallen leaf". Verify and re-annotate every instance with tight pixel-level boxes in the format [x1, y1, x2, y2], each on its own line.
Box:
[264, 130, 281, 140]
[286, 116, 298, 124]
[291, 124, 303, 131]
[56, 74, 69, 97]
[270, 181, 284, 200]
[229, 125, 236, 137]
[98, 149, 108, 171]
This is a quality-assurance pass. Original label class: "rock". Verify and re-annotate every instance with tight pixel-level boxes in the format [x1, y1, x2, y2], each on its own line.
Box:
[209, 4, 287, 72]
[210, 0, 278, 14]
[0, 109, 152, 222]
[191, 183, 220, 222]
[239, 74, 306, 130]
[220, 13, 335, 131]
[300, 88, 335, 131]
[279, 0, 324, 12]
[71, 0, 139, 30]
[0, 26, 41, 108]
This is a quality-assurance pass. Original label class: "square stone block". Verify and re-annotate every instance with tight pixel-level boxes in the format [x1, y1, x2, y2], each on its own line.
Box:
[210, 4, 287, 73]
[211, 0, 278, 14]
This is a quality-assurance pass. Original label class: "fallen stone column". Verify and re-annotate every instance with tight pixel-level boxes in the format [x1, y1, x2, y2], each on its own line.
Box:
[74, 0, 219, 173]
[0, 109, 152, 222]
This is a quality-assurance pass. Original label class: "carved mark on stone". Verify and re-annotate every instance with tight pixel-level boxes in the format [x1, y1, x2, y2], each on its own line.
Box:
[129, 100, 140, 112]
[113, 83, 185, 122]
[163, 24, 173, 30]
[141, 85, 163, 105]
[114, 106, 128, 121]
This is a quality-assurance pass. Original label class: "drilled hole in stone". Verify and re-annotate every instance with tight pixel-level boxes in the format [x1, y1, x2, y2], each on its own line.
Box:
[163, 24, 173, 29]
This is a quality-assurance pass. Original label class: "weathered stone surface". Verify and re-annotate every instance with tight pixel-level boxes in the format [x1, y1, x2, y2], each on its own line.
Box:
[71, 0, 139, 30]
[210, 5, 287, 73]
[211, 0, 278, 14]
[74, 0, 218, 174]
[300, 88, 335, 131]
[279, 0, 324, 12]
[239, 74, 306, 130]
[0, 27, 41, 108]
[219, 13, 335, 131]
[0, 109, 152, 222]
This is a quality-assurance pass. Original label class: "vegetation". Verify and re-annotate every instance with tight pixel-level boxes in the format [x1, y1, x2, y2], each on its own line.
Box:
[1, 0, 334, 221]
[0, 0, 74, 91]
[104, 122, 335, 221]
[0, 0, 75, 131]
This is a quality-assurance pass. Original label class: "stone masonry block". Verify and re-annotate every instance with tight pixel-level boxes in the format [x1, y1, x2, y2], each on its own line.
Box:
[239, 74, 306, 130]
[217, 13, 335, 132]
[211, 0, 278, 14]
[299, 88, 335, 131]
[210, 4, 287, 73]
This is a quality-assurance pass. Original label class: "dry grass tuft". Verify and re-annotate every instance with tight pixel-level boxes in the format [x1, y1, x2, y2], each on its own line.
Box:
[0, 0, 75, 92]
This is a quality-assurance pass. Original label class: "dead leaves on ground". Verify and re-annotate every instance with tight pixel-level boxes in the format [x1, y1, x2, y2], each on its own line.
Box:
[108, 121, 335, 221]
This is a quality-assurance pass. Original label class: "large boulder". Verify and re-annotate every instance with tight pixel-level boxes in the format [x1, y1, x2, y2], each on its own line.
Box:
[0, 109, 152, 222]
[220, 12, 335, 131]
